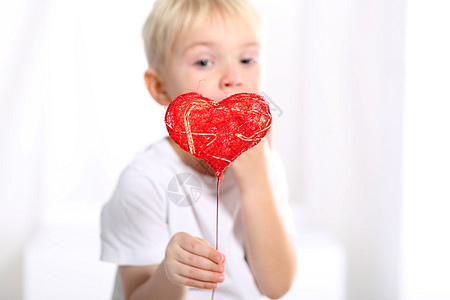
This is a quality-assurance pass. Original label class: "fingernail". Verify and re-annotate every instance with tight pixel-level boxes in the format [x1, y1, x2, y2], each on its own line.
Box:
[215, 254, 224, 263]
[218, 275, 225, 282]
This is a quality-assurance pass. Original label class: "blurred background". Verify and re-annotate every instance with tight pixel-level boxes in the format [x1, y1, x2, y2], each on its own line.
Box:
[1, 0, 449, 299]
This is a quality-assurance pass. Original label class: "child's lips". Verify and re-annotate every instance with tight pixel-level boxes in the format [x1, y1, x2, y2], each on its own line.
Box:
[211, 91, 255, 102]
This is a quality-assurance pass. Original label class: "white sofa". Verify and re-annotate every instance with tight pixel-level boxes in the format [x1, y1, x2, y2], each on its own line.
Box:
[24, 208, 345, 299]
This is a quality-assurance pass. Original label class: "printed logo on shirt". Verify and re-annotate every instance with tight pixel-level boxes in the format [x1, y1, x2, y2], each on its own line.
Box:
[167, 173, 202, 207]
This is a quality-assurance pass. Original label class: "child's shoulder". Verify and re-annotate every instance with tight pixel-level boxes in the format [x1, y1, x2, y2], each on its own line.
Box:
[120, 137, 180, 182]
[136, 137, 175, 163]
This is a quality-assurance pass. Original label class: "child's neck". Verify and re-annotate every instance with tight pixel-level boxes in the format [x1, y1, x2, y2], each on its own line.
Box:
[166, 136, 216, 177]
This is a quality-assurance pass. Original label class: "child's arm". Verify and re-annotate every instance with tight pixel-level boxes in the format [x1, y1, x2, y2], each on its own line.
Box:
[231, 139, 297, 299]
[119, 232, 226, 300]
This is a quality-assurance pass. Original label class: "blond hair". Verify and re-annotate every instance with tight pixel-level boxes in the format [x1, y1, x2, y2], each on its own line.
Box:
[142, 0, 261, 70]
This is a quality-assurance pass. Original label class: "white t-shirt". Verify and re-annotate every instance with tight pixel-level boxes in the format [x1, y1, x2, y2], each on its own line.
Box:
[100, 137, 296, 300]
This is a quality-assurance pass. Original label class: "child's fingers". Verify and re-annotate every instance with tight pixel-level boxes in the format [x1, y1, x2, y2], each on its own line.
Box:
[164, 253, 225, 289]
[178, 237, 225, 264]
[171, 261, 225, 288]
[177, 251, 225, 273]
[178, 263, 225, 284]
[170, 273, 220, 290]
[165, 233, 226, 289]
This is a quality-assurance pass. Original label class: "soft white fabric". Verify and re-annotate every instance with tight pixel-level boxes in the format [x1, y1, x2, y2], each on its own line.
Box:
[100, 137, 296, 300]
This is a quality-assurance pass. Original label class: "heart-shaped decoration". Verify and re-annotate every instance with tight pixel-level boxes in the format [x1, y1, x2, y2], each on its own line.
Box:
[165, 92, 272, 179]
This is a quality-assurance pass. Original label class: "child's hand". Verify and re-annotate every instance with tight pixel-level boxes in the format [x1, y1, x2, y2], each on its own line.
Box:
[163, 232, 226, 290]
[231, 136, 271, 195]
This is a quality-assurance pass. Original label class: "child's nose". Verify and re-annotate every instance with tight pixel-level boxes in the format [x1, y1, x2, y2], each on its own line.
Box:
[219, 61, 242, 89]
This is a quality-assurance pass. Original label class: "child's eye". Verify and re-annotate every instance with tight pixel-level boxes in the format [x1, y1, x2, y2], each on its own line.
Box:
[195, 59, 212, 67]
[240, 58, 256, 65]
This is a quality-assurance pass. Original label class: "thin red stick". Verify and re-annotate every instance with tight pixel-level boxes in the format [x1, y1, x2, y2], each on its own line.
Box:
[211, 178, 220, 300]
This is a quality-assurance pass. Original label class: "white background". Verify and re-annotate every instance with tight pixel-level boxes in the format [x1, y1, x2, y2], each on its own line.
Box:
[1, 0, 449, 299]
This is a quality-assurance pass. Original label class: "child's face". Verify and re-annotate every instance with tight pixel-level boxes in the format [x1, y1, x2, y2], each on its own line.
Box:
[161, 15, 261, 102]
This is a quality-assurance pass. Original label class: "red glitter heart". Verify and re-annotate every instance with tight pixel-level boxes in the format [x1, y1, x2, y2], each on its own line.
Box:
[165, 92, 272, 179]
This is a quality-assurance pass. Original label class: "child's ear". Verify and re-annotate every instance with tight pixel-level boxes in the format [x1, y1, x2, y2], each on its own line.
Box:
[144, 68, 171, 106]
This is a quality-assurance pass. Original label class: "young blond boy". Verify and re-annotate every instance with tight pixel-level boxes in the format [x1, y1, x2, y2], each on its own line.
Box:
[101, 0, 297, 299]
